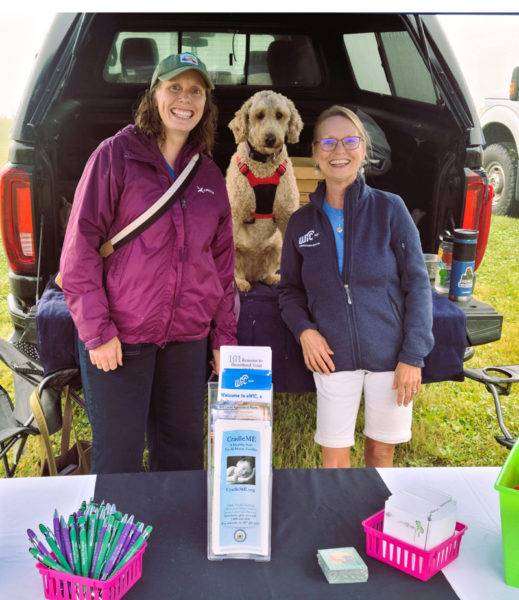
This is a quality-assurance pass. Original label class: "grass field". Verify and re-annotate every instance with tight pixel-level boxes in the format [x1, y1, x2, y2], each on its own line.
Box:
[1, 118, 518, 477]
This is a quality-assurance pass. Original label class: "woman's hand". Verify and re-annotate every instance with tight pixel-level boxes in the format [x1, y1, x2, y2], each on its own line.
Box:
[210, 348, 220, 375]
[89, 336, 123, 372]
[300, 329, 335, 375]
[392, 362, 421, 406]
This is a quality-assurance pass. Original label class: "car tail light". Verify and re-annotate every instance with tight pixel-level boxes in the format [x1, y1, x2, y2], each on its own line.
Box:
[0, 165, 36, 274]
[462, 170, 492, 271]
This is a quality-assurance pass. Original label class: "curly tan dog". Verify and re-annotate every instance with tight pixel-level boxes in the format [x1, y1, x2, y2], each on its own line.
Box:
[226, 90, 303, 292]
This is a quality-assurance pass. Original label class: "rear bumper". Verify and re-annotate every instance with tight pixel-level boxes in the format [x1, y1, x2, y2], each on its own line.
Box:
[440, 294, 503, 346]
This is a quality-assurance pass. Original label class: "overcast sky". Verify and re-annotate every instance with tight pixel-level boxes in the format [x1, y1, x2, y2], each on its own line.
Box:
[1, 10, 519, 118]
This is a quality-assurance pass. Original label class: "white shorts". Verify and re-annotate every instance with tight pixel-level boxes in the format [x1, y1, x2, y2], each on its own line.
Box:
[313, 370, 412, 448]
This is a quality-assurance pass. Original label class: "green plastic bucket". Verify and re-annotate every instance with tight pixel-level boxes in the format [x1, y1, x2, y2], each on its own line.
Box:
[495, 439, 519, 588]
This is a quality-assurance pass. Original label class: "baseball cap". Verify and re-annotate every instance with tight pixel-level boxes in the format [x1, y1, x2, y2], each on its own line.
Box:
[150, 53, 214, 90]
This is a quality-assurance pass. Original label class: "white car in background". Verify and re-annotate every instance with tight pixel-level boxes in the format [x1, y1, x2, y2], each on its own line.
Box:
[479, 67, 519, 216]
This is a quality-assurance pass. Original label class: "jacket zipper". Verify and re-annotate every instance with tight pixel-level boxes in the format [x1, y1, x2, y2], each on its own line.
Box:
[344, 284, 352, 304]
[342, 193, 362, 369]
[162, 195, 186, 346]
[318, 193, 361, 368]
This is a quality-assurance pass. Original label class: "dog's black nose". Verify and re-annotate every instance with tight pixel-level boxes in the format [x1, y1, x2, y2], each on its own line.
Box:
[264, 133, 277, 148]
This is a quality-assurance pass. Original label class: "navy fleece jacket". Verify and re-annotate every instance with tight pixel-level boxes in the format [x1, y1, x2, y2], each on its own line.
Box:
[278, 175, 434, 372]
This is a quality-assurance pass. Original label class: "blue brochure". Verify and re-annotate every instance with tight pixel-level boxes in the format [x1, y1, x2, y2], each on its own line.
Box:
[211, 419, 271, 557]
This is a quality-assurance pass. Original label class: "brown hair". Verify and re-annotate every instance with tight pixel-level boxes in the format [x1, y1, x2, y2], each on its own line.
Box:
[134, 80, 218, 157]
[313, 105, 371, 162]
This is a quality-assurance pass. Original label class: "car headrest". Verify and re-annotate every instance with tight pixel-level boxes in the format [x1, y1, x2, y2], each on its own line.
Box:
[120, 38, 158, 83]
[266, 39, 320, 86]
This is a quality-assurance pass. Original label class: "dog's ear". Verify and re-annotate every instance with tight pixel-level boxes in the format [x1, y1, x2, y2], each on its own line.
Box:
[228, 97, 253, 143]
[286, 98, 304, 144]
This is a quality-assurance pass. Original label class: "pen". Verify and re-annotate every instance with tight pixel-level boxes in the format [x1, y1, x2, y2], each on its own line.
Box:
[95, 506, 106, 543]
[90, 516, 108, 577]
[53, 509, 63, 555]
[68, 515, 81, 575]
[27, 529, 52, 559]
[104, 514, 128, 560]
[59, 516, 74, 570]
[100, 515, 132, 580]
[78, 516, 89, 577]
[86, 508, 98, 574]
[110, 525, 152, 577]
[39, 524, 70, 572]
[92, 515, 115, 580]
[120, 523, 138, 557]
[29, 547, 73, 574]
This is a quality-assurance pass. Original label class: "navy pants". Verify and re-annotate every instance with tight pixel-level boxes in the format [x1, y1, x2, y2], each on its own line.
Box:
[79, 338, 208, 474]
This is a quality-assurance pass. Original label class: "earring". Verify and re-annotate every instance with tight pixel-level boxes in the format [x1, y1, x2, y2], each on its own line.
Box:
[314, 165, 320, 176]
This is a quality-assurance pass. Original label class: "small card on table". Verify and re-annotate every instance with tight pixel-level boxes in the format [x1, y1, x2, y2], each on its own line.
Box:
[317, 546, 368, 584]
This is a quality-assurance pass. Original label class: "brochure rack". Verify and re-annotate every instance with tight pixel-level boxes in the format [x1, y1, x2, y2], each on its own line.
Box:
[207, 346, 273, 561]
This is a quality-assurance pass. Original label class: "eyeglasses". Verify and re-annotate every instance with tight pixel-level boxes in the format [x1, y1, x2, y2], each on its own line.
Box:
[314, 137, 363, 152]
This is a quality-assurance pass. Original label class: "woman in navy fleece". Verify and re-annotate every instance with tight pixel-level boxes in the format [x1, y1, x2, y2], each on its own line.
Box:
[279, 106, 433, 468]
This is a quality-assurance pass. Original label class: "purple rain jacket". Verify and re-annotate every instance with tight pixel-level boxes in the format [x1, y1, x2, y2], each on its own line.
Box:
[60, 124, 237, 351]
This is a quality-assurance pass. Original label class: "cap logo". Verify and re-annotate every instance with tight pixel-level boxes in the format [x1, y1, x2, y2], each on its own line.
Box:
[180, 54, 199, 65]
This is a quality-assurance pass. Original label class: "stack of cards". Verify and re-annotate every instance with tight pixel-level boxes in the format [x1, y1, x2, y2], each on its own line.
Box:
[317, 546, 368, 584]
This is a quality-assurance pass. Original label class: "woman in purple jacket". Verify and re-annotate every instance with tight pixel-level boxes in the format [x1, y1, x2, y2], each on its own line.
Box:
[60, 53, 237, 474]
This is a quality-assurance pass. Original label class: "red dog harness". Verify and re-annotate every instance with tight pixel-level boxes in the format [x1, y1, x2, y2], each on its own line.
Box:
[237, 156, 288, 219]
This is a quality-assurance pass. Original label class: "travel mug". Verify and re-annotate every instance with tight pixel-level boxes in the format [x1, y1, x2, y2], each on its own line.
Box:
[449, 229, 478, 301]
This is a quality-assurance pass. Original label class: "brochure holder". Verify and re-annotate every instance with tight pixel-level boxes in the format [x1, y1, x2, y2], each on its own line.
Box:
[207, 346, 273, 561]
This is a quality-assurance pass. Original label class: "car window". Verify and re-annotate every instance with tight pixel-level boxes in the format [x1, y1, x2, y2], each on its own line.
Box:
[103, 31, 321, 87]
[343, 31, 438, 104]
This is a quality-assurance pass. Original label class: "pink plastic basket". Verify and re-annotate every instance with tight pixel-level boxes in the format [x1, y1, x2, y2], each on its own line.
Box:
[362, 510, 467, 581]
[36, 544, 147, 600]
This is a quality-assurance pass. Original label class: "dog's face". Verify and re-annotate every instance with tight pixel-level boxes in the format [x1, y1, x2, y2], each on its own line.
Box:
[229, 90, 303, 152]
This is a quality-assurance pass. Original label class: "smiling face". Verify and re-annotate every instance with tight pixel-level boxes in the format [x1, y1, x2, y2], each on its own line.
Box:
[313, 115, 366, 187]
[247, 92, 293, 154]
[154, 69, 207, 141]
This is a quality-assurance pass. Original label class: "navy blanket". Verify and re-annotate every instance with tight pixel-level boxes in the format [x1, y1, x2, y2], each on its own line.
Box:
[36, 278, 79, 375]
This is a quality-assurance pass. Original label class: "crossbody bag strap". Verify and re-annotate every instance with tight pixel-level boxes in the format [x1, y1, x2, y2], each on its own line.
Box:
[55, 153, 201, 289]
[99, 152, 201, 257]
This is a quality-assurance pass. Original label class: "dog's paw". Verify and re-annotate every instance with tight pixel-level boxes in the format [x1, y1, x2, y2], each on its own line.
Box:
[236, 278, 252, 292]
[263, 273, 281, 286]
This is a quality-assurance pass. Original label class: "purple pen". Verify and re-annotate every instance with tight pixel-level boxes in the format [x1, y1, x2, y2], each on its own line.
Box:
[89, 518, 108, 577]
[53, 509, 63, 554]
[27, 529, 52, 559]
[59, 516, 74, 570]
[100, 516, 134, 580]
[120, 524, 138, 557]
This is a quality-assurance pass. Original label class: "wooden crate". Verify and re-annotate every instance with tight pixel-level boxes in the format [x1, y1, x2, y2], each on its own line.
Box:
[291, 157, 322, 206]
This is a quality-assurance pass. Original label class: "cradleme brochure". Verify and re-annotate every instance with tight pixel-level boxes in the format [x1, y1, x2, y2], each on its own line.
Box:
[211, 419, 271, 556]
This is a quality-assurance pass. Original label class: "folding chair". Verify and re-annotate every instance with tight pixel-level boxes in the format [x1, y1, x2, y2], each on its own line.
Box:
[463, 364, 519, 449]
[0, 337, 82, 477]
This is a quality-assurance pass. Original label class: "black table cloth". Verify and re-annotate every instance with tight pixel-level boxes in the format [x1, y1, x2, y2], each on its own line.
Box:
[94, 468, 459, 599]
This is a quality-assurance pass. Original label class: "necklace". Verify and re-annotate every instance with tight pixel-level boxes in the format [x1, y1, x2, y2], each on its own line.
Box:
[337, 221, 344, 234]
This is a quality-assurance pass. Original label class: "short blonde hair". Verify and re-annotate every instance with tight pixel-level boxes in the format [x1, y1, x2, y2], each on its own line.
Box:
[313, 105, 371, 162]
